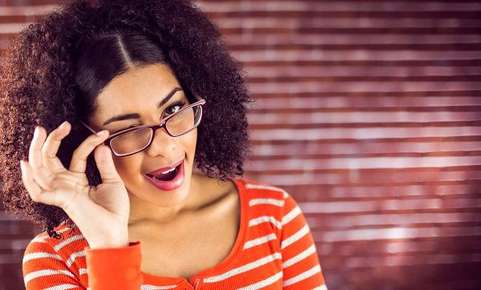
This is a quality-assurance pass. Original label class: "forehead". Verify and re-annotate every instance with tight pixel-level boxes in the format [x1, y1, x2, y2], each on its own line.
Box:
[92, 63, 182, 119]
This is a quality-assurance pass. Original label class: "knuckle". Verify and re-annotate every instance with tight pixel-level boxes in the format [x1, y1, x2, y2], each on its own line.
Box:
[44, 134, 57, 144]
[89, 136, 103, 145]
[71, 147, 83, 159]
[52, 126, 67, 138]
[74, 140, 99, 157]
[40, 146, 50, 157]
[27, 161, 38, 171]
[42, 149, 56, 160]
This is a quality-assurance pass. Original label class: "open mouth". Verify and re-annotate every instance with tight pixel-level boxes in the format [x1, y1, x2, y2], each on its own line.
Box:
[144, 159, 185, 191]
[146, 163, 181, 181]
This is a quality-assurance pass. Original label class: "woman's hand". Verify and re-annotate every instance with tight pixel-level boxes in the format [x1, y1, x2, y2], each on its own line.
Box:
[19, 121, 130, 248]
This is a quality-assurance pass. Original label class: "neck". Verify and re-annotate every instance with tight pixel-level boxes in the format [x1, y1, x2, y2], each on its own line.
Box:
[127, 173, 205, 225]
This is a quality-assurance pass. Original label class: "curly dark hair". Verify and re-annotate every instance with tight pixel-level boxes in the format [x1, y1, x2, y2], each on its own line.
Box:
[0, 0, 252, 239]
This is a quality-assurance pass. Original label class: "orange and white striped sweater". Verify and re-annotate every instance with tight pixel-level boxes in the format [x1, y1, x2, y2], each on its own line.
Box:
[22, 177, 327, 289]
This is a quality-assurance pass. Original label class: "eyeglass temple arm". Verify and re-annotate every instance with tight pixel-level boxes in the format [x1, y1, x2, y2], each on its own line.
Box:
[80, 120, 99, 135]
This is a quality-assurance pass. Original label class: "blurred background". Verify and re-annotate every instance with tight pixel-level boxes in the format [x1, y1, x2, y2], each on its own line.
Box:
[1, 0, 481, 289]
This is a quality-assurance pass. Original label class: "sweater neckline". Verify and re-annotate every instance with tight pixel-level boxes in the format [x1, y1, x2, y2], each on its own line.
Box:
[141, 176, 247, 285]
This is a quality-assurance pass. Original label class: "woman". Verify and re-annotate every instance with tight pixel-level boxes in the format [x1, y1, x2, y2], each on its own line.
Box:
[0, 0, 327, 289]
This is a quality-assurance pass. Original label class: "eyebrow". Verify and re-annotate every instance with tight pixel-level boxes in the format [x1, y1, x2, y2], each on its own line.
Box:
[102, 87, 182, 126]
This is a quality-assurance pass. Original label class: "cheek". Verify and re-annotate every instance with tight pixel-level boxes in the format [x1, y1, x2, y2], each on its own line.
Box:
[190, 129, 197, 147]
[112, 155, 142, 181]
[186, 129, 198, 156]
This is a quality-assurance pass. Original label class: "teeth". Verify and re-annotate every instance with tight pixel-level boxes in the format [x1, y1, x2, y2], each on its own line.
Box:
[147, 163, 180, 178]
[160, 167, 176, 174]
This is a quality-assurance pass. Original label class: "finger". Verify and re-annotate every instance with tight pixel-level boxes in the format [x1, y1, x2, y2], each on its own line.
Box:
[41, 121, 70, 174]
[20, 160, 57, 205]
[94, 145, 122, 183]
[28, 126, 55, 191]
[69, 130, 110, 173]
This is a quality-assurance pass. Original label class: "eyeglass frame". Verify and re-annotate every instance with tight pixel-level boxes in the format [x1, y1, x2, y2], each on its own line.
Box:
[80, 97, 206, 157]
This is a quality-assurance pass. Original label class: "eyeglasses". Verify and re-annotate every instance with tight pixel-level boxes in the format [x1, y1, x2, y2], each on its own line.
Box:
[80, 97, 206, 157]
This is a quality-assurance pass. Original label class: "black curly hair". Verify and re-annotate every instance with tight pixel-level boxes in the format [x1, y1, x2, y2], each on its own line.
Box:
[0, 0, 253, 239]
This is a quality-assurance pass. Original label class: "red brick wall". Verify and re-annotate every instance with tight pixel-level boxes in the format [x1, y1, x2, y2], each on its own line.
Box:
[1, 1, 481, 289]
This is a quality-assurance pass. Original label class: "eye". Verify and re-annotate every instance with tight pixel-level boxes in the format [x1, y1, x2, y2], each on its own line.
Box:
[111, 101, 187, 134]
[164, 101, 187, 116]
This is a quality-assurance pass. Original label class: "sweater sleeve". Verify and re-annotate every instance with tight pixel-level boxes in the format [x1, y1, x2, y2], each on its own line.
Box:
[22, 237, 143, 290]
[280, 193, 328, 290]
[84, 241, 143, 290]
[22, 237, 84, 289]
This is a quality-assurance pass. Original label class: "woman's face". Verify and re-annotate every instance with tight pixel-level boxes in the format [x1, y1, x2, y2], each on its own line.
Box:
[88, 63, 198, 214]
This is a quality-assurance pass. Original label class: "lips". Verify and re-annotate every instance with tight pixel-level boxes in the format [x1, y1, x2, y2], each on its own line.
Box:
[145, 159, 184, 178]
[144, 159, 185, 191]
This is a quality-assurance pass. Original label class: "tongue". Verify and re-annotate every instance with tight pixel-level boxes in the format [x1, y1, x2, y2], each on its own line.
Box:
[154, 167, 177, 181]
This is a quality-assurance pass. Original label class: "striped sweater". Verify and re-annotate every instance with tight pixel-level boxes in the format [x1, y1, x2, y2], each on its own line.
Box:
[22, 177, 327, 289]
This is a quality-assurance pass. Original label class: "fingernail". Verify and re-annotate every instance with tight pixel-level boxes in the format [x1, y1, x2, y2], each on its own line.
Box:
[61, 121, 69, 127]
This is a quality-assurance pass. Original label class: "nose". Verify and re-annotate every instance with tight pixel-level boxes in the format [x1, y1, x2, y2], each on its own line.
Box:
[144, 126, 177, 157]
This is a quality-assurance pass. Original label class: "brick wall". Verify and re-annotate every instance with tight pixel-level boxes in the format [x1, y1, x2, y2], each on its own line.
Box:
[1, 1, 481, 289]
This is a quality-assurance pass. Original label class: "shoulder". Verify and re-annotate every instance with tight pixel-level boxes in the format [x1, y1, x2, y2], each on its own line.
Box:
[238, 177, 297, 209]
[237, 177, 302, 225]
